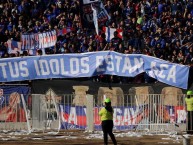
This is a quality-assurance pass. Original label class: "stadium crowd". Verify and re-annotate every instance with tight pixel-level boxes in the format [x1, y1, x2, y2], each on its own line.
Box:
[0, 0, 193, 84]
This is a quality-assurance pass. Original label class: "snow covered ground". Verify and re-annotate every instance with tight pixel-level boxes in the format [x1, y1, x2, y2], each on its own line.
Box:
[0, 129, 191, 144]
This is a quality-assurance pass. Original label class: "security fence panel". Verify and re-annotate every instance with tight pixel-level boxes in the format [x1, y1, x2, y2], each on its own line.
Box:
[94, 94, 186, 134]
[32, 94, 46, 130]
[0, 87, 188, 134]
[86, 95, 94, 132]
[94, 94, 149, 131]
[50, 93, 61, 131]
[29, 93, 187, 134]
[32, 93, 60, 131]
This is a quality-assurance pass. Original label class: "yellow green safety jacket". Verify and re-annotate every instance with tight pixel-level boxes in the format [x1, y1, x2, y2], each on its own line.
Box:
[185, 97, 193, 111]
[99, 108, 113, 121]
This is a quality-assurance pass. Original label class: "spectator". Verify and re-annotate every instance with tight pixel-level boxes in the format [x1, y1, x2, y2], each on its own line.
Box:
[185, 90, 193, 134]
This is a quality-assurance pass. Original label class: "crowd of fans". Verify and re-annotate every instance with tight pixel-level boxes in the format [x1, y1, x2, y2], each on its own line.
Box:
[0, 0, 193, 84]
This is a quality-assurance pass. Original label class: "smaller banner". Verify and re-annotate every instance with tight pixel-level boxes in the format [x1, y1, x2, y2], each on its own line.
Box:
[21, 30, 57, 50]
[7, 28, 72, 54]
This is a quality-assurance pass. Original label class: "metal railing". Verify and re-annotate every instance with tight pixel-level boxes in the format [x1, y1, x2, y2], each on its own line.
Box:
[0, 93, 188, 134]
[58, 93, 187, 134]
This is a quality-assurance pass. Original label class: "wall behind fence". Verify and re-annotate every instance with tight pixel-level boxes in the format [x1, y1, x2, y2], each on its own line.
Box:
[31, 79, 189, 95]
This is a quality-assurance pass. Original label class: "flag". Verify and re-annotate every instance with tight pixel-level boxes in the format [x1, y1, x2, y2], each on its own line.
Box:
[7, 39, 22, 54]
[91, 4, 99, 35]
[57, 27, 74, 36]
[94, 1, 110, 26]
[98, 1, 110, 21]
[83, 0, 99, 4]
[60, 106, 87, 129]
[103, 27, 123, 42]
[7, 39, 38, 56]
[0, 25, 4, 32]
[80, 0, 110, 29]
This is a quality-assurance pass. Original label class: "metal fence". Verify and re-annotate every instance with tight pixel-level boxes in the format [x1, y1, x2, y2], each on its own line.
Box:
[59, 93, 187, 133]
[0, 93, 188, 134]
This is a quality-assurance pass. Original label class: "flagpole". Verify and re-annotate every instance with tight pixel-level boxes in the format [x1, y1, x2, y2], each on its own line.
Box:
[79, 0, 83, 31]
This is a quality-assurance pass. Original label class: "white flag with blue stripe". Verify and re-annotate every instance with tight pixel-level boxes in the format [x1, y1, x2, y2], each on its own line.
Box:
[83, 0, 99, 4]
[91, 4, 99, 35]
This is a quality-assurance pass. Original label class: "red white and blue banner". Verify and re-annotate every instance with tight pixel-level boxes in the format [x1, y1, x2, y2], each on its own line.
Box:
[7, 28, 73, 54]
[0, 85, 30, 122]
[60, 105, 186, 130]
[0, 51, 189, 89]
[21, 30, 57, 50]
[57, 27, 74, 36]
[6, 30, 57, 55]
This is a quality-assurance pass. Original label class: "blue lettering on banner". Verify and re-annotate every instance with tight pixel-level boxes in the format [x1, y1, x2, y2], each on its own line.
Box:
[0, 51, 189, 89]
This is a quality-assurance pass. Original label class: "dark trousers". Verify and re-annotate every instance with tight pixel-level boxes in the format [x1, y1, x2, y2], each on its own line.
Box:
[187, 111, 193, 134]
[102, 120, 117, 145]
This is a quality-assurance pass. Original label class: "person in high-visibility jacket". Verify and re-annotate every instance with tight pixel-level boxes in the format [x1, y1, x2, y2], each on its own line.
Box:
[99, 98, 117, 145]
[185, 90, 193, 134]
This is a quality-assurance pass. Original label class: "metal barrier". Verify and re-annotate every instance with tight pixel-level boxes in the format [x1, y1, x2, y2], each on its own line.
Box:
[94, 94, 186, 133]
[57, 93, 187, 134]
[31, 94, 60, 132]
[0, 93, 188, 134]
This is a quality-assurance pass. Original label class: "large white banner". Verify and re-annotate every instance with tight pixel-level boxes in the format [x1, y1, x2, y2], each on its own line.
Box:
[0, 51, 189, 89]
